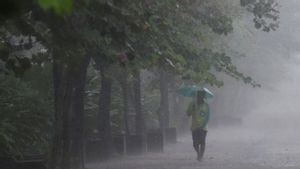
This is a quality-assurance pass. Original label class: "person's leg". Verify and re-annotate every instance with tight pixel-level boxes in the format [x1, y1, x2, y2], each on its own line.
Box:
[192, 130, 200, 158]
[199, 143, 205, 159]
[199, 130, 207, 160]
[193, 140, 199, 153]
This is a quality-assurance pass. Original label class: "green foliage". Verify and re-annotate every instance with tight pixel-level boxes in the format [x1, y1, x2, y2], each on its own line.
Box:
[241, 0, 279, 32]
[37, 0, 73, 15]
[30, 0, 272, 88]
[122, 0, 256, 87]
[0, 74, 52, 157]
[0, 25, 48, 77]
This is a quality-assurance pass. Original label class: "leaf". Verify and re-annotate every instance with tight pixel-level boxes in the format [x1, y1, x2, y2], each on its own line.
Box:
[37, 0, 73, 15]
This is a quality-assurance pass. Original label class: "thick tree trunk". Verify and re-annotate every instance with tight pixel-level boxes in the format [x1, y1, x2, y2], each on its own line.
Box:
[70, 55, 90, 169]
[50, 59, 73, 169]
[97, 70, 114, 159]
[50, 52, 90, 169]
[159, 68, 170, 130]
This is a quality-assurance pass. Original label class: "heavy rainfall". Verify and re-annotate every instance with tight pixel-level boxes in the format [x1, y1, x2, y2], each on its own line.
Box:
[1, 0, 300, 169]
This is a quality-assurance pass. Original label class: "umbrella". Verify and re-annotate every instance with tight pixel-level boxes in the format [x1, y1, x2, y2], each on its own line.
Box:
[176, 84, 213, 98]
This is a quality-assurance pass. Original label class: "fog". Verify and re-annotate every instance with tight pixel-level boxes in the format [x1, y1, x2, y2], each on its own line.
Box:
[4, 1, 300, 169]
[88, 2, 300, 168]
[76, 1, 300, 169]
[212, 0, 300, 133]
[79, 1, 300, 169]
[174, 1, 300, 168]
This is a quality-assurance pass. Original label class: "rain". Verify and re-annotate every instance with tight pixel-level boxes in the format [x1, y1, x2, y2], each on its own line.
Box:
[1, 1, 300, 169]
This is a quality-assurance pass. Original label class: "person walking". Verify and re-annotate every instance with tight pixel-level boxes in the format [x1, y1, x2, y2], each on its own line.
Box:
[186, 90, 210, 161]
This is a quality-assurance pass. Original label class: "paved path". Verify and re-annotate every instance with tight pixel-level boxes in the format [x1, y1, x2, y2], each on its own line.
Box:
[87, 128, 300, 169]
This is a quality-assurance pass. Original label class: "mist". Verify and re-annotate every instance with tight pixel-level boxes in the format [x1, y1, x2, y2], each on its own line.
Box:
[2, 1, 300, 169]
[188, 1, 300, 168]
[212, 0, 300, 130]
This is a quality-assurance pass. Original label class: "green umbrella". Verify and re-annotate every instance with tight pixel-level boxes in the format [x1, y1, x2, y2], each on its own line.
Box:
[177, 84, 213, 98]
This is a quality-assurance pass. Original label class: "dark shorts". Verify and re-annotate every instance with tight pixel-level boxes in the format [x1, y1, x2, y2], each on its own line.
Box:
[192, 128, 207, 145]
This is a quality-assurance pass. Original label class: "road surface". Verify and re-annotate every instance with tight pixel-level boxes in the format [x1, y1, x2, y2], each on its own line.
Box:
[87, 127, 300, 169]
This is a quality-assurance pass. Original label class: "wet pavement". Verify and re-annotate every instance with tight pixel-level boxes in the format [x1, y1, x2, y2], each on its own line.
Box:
[87, 127, 300, 169]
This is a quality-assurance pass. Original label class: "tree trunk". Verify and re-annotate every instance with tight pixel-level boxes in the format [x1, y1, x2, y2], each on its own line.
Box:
[97, 70, 113, 159]
[50, 55, 73, 169]
[70, 55, 90, 169]
[133, 70, 144, 135]
[120, 67, 130, 136]
[50, 52, 90, 169]
[169, 89, 176, 127]
[159, 68, 170, 130]
[133, 70, 147, 152]
[50, 58, 61, 169]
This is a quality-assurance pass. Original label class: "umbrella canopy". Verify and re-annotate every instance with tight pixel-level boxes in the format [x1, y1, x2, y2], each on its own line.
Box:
[177, 84, 213, 98]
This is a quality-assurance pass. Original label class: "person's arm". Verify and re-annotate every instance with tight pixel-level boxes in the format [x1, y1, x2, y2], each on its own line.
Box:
[202, 103, 210, 127]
